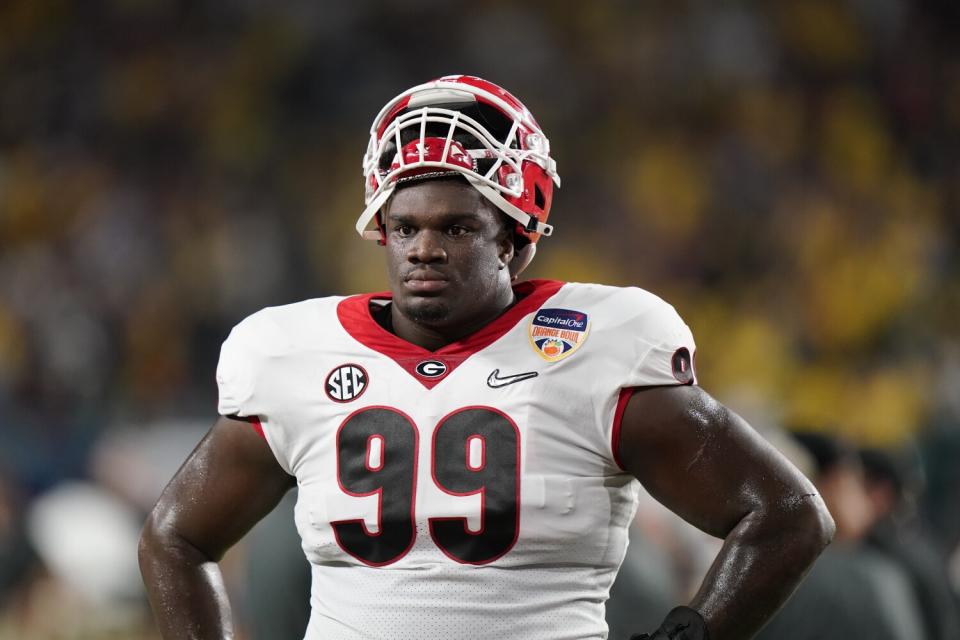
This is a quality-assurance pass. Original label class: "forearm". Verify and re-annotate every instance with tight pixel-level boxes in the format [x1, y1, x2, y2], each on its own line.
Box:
[689, 499, 833, 640]
[139, 525, 235, 640]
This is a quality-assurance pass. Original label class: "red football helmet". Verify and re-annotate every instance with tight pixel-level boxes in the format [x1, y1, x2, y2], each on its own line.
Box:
[357, 75, 561, 265]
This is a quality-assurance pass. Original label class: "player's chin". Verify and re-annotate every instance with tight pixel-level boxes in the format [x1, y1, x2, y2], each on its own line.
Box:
[399, 295, 452, 325]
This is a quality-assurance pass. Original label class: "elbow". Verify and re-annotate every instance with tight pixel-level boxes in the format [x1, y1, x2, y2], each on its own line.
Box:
[816, 502, 836, 549]
[138, 503, 218, 571]
[809, 493, 836, 548]
[138, 509, 165, 571]
[748, 494, 834, 574]
[793, 493, 836, 558]
[138, 504, 188, 569]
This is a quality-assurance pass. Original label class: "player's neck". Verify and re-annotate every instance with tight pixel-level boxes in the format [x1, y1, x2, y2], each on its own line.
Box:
[384, 285, 518, 352]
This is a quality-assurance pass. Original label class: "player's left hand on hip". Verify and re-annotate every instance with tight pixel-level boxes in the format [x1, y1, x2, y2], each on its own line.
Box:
[629, 605, 711, 640]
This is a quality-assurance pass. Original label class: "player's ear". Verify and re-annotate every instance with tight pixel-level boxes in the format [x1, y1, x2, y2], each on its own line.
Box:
[377, 198, 392, 245]
[496, 214, 515, 271]
[498, 236, 515, 267]
[509, 243, 535, 280]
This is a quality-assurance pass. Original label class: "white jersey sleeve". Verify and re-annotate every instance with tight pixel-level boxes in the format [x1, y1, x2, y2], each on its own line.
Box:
[215, 320, 256, 418]
[622, 289, 697, 388]
[215, 308, 299, 474]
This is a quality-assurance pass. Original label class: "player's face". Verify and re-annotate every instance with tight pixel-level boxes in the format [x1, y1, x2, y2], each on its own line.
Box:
[382, 178, 515, 335]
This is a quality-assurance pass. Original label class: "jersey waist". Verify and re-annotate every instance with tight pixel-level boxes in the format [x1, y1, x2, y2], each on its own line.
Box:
[304, 562, 612, 640]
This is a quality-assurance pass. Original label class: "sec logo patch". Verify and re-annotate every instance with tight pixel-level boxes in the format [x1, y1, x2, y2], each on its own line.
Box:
[528, 308, 590, 362]
[325, 364, 368, 402]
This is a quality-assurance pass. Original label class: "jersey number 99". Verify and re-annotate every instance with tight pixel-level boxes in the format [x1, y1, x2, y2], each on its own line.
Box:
[331, 406, 520, 566]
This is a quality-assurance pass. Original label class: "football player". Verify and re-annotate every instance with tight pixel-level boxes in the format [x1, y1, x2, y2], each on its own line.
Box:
[139, 76, 834, 640]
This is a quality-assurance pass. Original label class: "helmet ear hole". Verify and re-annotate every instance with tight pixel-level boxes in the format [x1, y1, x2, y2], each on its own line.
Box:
[534, 185, 545, 210]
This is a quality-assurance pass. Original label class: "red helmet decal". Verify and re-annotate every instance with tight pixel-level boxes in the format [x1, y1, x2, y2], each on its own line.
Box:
[376, 95, 412, 139]
[439, 75, 541, 129]
[389, 137, 474, 178]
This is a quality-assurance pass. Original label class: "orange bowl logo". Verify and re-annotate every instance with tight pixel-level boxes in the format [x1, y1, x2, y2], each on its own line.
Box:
[528, 308, 590, 362]
[541, 339, 564, 357]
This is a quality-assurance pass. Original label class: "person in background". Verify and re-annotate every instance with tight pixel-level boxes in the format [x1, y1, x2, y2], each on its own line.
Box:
[0, 476, 35, 616]
[755, 431, 925, 640]
[860, 446, 960, 640]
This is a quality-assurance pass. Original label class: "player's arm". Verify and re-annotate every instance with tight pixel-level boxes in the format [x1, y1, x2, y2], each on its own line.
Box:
[619, 385, 835, 640]
[139, 415, 296, 639]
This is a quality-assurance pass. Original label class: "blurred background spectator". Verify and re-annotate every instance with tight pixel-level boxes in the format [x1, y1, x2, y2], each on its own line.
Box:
[1, 0, 958, 638]
[860, 445, 960, 640]
[756, 432, 925, 640]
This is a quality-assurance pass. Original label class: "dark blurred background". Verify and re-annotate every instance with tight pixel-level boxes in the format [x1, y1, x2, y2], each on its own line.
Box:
[1, 1, 958, 638]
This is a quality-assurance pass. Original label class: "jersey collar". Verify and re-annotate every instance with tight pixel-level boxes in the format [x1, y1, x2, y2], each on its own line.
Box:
[337, 279, 564, 389]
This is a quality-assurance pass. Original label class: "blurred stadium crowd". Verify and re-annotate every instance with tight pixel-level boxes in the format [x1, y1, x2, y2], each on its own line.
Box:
[1, 0, 959, 638]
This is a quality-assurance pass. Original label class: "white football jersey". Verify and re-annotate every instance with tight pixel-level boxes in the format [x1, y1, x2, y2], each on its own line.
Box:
[216, 280, 696, 640]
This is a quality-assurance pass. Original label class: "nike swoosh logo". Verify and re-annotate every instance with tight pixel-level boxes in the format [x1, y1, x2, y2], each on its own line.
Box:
[487, 368, 539, 389]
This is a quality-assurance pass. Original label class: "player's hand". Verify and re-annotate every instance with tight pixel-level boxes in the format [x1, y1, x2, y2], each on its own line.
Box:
[629, 606, 710, 640]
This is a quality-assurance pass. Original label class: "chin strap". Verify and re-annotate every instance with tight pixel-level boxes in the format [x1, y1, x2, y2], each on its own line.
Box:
[466, 176, 553, 237]
[356, 187, 394, 242]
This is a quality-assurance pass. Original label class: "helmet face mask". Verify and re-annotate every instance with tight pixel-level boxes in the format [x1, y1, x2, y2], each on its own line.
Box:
[357, 76, 560, 267]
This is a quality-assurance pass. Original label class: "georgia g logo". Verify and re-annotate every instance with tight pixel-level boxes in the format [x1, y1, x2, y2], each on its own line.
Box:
[326, 364, 369, 402]
[414, 359, 447, 378]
